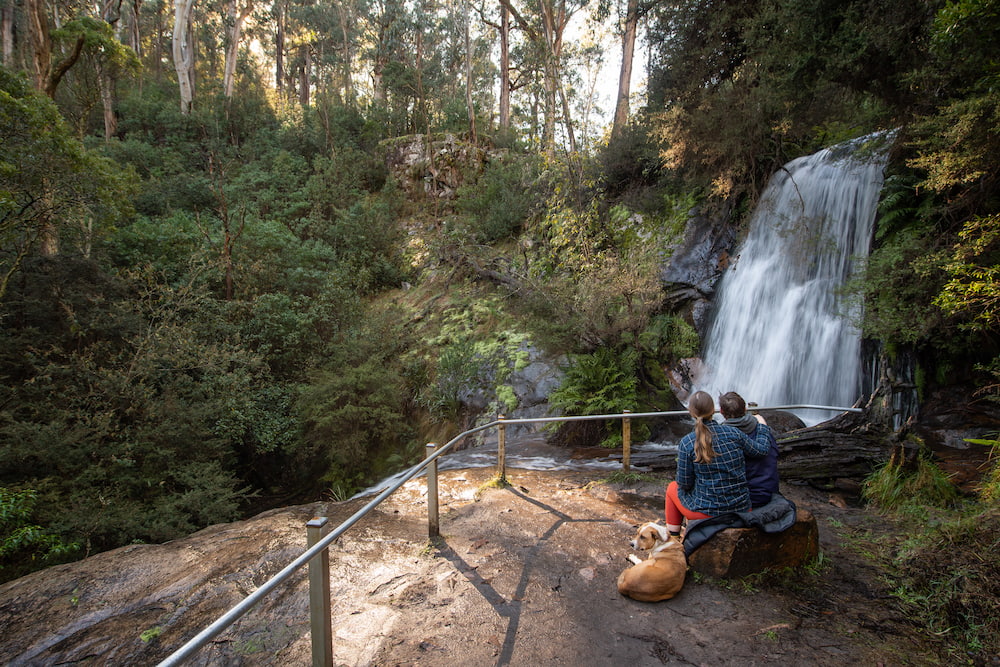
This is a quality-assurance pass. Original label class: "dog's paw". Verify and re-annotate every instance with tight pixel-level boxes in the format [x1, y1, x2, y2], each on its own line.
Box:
[627, 554, 642, 565]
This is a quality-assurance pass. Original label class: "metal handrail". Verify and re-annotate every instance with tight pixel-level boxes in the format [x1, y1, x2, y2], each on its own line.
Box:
[156, 402, 860, 666]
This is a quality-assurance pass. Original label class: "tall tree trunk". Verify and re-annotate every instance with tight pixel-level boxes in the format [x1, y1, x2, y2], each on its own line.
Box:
[299, 44, 310, 106]
[558, 78, 577, 153]
[611, 0, 639, 141]
[172, 0, 195, 113]
[338, 0, 354, 106]
[2, 2, 14, 65]
[416, 29, 427, 132]
[99, 0, 119, 141]
[499, 2, 511, 131]
[274, 0, 284, 95]
[26, 0, 51, 93]
[223, 0, 253, 98]
[99, 62, 118, 140]
[538, 0, 576, 155]
[463, 1, 477, 143]
[127, 0, 143, 56]
[372, 57, 386, 102]
[153, 0, 163, 81]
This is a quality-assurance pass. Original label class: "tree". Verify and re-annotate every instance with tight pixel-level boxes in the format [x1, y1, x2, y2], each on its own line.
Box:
[0, 68, 134, 297]
[173, 0, 195, 112]
[602, 0, 658, 141]
[500, 0, 586, 154]
[223, 0, 255, 99]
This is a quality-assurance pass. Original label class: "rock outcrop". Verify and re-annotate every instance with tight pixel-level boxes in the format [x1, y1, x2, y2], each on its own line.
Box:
[658, 204, 736, 333]
[382, 134, 489, 200]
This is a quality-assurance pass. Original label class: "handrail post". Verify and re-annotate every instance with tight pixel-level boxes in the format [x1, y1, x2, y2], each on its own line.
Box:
[622, 410, 631, 472]
[497, 414, 507, 483]
[426, 442, 439, 538]
[306, 517, 332, 667]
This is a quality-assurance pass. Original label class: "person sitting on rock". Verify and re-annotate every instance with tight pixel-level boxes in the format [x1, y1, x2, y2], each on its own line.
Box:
[718, 391, 779, 509]
[665, 391, 772, 538]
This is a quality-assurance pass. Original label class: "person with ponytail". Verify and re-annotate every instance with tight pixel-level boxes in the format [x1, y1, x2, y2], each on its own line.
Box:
[664, 391, 771, 538]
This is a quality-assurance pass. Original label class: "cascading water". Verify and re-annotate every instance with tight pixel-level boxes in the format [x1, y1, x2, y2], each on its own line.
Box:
[699, 134, 893, 425]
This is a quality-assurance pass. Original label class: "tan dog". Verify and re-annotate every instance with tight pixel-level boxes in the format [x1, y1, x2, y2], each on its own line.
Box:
[617, 522, 687, 602]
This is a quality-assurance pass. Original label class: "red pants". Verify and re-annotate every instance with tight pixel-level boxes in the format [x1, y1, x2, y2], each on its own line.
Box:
[665, 481, 711, 529]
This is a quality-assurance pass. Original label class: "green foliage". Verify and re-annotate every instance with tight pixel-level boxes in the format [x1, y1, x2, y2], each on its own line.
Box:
[886, 506, 1000, 660]
[638, 314, 700, 363]
[416, 296, 531, 422]
[0, 260, 281, 556]
[0, 67, 135, 299]
[966, 436, 1000, 504]
[934, 213, 1000, 333]
[455, 156, 542, 243]
[862, 451, 960, 512]
[0, 488, 79, 582]
[856, 224, 951, 347]
[295, 316, 418, 495]
[548, 347, 649, 447]
[645, 0, 920, 199]
[321, 188, 411, 294]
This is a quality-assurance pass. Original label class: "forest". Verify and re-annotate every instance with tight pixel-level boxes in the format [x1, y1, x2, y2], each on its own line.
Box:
[1, 0, 998, 657]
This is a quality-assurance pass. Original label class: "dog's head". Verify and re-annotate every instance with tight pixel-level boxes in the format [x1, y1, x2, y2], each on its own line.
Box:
[629, 522, 671, 551]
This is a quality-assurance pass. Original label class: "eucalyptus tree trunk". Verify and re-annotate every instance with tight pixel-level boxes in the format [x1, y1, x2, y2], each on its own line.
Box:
[611, 0, 639, 141]
[99, 0, 118, 141]
[337, 0, 355, 105]
[26, 0, 51, 92]
[2, 2, 13, 65]
[539, 0, 574, 155]
[172, 0, 195, 113]
[463, 0, 477, 143]
[274, 0, 284, 94]
[299, 44, 310, 106]
[223, 0, 253, 98]
[126, 0, 142, 56]
[499, 2, 511, 130]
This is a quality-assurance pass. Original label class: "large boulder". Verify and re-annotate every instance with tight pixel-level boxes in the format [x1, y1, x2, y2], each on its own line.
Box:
[687, 510, 819, 578]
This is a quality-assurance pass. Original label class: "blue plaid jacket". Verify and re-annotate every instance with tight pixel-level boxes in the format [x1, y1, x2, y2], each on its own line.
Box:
[676, 421, 771, 514]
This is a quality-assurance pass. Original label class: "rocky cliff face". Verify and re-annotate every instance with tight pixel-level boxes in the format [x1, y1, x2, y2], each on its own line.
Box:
[658, 204, 736, 335]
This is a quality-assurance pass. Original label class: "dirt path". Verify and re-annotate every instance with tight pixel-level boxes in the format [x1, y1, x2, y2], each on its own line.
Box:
[0, 460, 943, 665]
[345, 466, 940, 666]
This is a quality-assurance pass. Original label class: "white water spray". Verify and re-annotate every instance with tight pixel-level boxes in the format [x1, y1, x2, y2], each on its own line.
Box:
[699, 135, 892, 424]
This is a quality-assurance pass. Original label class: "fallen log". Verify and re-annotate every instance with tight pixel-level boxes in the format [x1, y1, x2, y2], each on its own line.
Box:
[776, 407, 892, 482]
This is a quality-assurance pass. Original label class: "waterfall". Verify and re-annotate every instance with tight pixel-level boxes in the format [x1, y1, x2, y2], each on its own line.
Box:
[699, 135, 893, 425]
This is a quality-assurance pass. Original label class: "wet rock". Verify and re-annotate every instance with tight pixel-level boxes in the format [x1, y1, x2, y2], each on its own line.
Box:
[912, 386, 1000, 451]
[756, 409, 807, 434]
[659, 205, 736, 333]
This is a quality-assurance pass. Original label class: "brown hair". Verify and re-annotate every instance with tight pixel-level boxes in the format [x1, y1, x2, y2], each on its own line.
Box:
[688, 391, 715, 463]
[718, 391, 746, 419]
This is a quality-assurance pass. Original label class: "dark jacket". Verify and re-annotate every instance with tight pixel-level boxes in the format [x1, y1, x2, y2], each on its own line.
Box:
[744, 423, 779, 508]
[683, 492, 797, 558]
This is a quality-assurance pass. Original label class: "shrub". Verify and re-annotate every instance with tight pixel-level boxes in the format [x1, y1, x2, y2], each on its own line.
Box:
[455, 157, 541, 244]
[548, 347, 650, 447]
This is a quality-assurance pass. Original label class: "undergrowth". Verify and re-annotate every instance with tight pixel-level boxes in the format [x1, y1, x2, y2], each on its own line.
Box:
[862, 442, 1000, 662]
